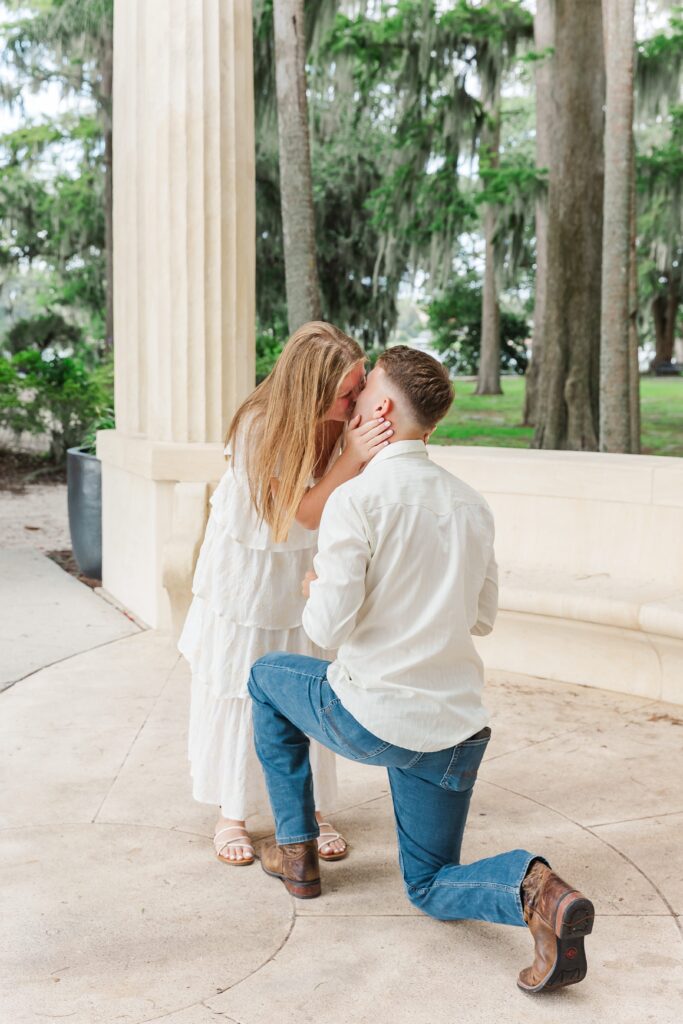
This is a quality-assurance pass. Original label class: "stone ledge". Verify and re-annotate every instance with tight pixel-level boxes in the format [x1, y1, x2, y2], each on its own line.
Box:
[97, 430, 227, 482]
[477, 609, 683, 704]
[500, 568, 683, 638]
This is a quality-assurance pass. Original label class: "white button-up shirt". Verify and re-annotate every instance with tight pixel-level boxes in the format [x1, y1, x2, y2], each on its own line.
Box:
[302, 440, 498, 752]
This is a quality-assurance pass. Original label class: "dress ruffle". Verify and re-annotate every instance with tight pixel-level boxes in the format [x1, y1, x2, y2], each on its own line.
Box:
[180, 440, 342, 817]
[209, 468, 318, 552]
[188, 680, 338, 817]
[178, 594, 331, 699]
[190, 516, 315, 631]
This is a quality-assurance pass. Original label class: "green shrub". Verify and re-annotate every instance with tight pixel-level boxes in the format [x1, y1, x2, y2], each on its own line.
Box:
[256, 320, 286, 383]
[4, 312, 82, 355]
[0, 350, 113, 464]
[427, 274, 529, 376]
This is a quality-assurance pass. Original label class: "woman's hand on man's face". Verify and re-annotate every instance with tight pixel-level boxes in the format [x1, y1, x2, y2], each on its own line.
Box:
[343, 415, 393, 471]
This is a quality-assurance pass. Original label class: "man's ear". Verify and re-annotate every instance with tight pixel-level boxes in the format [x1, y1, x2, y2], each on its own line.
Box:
[375, 396, 392, 418]
[422, 424, 437, 443]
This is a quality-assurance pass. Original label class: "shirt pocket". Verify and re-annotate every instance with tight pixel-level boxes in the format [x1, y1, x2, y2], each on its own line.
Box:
[439, 727, 491, 792]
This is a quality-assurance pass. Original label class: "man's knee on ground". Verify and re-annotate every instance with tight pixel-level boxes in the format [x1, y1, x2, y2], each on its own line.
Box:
[402, 872, 449, 920]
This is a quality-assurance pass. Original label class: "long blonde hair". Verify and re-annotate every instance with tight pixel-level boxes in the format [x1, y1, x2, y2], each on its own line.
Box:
[226, 321, 364, 542]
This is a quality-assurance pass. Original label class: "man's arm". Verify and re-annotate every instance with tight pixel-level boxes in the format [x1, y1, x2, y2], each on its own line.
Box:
[302, 487, 370, 650]
[471, 550, 498, 637]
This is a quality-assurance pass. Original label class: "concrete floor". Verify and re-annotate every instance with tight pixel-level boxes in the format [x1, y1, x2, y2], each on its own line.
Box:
[2, 553, 683, 1024]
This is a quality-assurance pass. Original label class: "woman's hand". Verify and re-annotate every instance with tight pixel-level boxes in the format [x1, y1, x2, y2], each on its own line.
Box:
[342, 415, 393, 471]
[301, 570, 317, 599]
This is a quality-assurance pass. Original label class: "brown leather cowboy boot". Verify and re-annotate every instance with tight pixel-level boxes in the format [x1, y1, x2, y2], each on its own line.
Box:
[518, 860, 595, 993]
[260, 839, 321, 899]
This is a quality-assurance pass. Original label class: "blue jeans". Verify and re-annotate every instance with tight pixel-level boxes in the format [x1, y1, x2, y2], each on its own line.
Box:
[248, 652, 544, 927]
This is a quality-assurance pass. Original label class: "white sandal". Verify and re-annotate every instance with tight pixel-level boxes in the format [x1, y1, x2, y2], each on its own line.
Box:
[214, 825, 255, 866]
[316, 823, 348, 862]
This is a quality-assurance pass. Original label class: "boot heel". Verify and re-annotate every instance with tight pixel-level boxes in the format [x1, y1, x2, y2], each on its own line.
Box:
[283, 877, 321, 900]
[543, 936, 588, 990]
[558, 897, 595, 939]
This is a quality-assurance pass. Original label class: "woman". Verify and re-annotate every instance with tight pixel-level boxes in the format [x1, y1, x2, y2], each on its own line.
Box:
[179, 321, 393, 864]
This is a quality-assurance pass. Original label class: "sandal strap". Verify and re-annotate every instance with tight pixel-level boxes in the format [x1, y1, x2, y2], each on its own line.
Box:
[214, 826, 254, 854]
[317, 825, 345, 847]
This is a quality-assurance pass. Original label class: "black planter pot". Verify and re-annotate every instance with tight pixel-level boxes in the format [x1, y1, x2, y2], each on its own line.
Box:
[67, 447, 102, 578]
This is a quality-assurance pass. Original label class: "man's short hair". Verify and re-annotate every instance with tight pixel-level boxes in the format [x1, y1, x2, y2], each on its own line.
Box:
[377, 345, 454, 429]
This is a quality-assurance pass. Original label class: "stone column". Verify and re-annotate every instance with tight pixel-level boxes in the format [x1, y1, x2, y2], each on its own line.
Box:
[98, 0, 255, 629]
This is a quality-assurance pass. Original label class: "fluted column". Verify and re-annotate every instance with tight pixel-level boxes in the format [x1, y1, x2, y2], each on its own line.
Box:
[100, 0, 255, 628]
[113, 0, 254, 441]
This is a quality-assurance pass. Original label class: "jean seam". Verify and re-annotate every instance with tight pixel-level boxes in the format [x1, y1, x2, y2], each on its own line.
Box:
[256, 663, 328, 685]
[408, 879, 517, 897]
[440, 745, 461, 787]
[513, 853, 549, 921]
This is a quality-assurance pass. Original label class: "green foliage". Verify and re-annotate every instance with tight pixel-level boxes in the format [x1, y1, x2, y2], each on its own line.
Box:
[255, 318, 286, 383]
[2, 0, 113, 108]
[427, 272, 529, 375]
[636, 6, 683, 118]
[253, 4, 406, 348]
[635, 4, 683, 351]
[3, 311, 82, 355]
[0, 115, 106, 322]
[433, 377, 683, 457]
[0, 0, 112, 363]
[313, 106, 403, 347]
[0, 349, 113, 463]
[327, 1, 533, 286]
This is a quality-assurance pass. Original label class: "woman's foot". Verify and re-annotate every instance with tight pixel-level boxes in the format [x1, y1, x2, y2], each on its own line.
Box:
[214, 817, 255, 866]
[315, 811, 348, 861]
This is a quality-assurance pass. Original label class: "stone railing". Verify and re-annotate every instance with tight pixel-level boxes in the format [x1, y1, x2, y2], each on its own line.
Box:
[429, 446, 683, 705]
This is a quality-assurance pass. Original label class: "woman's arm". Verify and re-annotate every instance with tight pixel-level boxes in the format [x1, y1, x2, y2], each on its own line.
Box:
[294, 416, 393, 531]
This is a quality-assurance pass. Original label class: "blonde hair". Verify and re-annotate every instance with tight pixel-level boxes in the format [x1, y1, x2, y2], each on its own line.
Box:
[226, 321, 364, 542]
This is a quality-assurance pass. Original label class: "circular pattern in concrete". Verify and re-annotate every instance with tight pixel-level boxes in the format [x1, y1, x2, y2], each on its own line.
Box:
[2, 633, 682, 1024]
[0, 823, 292, 1024]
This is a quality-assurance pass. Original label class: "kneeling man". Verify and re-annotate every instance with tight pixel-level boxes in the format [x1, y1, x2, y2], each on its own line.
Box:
[248, 345, 594, 993]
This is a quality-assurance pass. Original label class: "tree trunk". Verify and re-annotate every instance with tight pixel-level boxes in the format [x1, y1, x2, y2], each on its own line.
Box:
[651, 291, 668, 365]
[523, 0, 554, 426]
[628, 140, 641, 451]
[599, 0, 635, 452]
[665, 272, 680, 358]
[651, 273, 680, 368]
[533, 0, 605, 451]
[273, 0, 322, 333]
[101, 25, 114, 352]
[476, 76, 502, 396]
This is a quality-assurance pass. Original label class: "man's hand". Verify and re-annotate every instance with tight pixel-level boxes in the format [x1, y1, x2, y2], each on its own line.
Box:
[342, 415, 393, 471]
[301, 570, 317, 599]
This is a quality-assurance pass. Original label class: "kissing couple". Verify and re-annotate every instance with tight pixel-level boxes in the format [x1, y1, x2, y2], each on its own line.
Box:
[180, 322, 594, 993]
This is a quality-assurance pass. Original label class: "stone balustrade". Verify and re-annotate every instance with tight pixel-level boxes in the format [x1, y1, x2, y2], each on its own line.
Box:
[430, 446, 683, 704]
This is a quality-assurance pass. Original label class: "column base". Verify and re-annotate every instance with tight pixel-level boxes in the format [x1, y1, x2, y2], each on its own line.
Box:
[97, 431, 226, 629]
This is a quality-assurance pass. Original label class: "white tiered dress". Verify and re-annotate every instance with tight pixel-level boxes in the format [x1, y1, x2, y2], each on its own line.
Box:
[178, 432, 339, 819]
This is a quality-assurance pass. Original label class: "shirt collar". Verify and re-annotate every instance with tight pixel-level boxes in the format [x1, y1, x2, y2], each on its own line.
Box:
[364, 438, 429, 472]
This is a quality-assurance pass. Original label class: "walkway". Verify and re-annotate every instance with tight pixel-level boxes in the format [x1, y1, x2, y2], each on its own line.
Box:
[1, 554, 682, 1023]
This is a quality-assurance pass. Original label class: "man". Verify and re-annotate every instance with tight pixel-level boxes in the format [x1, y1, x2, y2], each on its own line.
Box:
[248, 346, 594, 993]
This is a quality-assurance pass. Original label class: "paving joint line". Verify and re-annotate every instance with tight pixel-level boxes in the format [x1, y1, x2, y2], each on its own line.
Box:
[136, 910, 296, 1023]
[587, 808, 683, 828]
[483, 778, 683, 944]
[0, 629, 146, 695]
[91, 653, 181, 824]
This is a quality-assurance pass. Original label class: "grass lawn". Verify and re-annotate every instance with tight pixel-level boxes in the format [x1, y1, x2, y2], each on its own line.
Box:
[432, 376, 683, 457]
